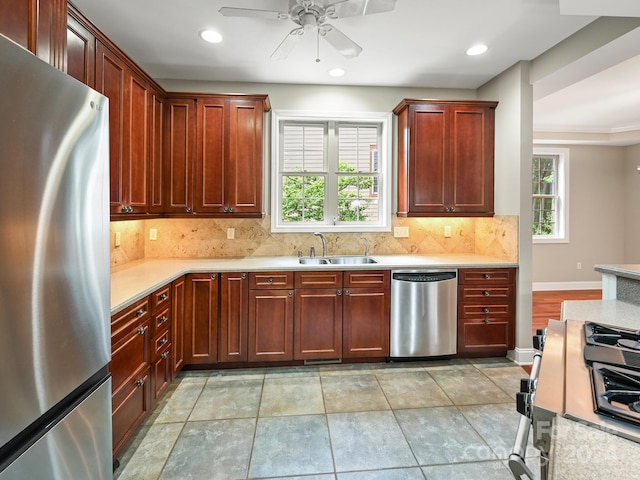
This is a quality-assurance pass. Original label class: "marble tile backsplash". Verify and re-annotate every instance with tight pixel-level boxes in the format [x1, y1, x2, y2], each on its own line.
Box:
[110, 215, 518, 268]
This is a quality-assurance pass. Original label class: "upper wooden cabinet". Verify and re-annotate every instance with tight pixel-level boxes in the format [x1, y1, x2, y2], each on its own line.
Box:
[164, 94, 270, 217]
[0, 0, 66, 70]
[394, 99, 498, 217]
[66, 5, 95, 86]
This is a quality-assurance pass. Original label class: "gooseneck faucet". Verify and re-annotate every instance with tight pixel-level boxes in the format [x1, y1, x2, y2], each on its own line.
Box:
[360, 237, 370, 257]
[314, 232, 327, 257]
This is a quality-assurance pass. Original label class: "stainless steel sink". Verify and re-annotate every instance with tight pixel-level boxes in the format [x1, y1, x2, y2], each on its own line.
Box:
[299, 256, 378, 265]
[298, 257, 330, 265]
[327, 256, 378, 264]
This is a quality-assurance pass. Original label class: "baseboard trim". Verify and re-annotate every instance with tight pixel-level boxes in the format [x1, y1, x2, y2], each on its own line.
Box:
[508, 347, 536, 365]
[532, 281, 602, 291]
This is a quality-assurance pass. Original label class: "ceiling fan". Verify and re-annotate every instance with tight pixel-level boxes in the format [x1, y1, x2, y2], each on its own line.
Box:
[219, 0, 397, 61]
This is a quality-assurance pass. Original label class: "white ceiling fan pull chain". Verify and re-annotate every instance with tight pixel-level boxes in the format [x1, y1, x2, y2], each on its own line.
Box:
[316, 27, 321, 63]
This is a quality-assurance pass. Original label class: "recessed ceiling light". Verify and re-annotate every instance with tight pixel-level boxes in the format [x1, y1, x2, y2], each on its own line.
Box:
[466, 44, 488, 56]
[199, 29, 223, 44]
[328, 68, 345, 77]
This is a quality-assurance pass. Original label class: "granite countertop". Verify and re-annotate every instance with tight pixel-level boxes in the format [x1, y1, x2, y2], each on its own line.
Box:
[562, 298, 640, 329]
[110, 254, 518, 314]
[594, 264, 640, 282]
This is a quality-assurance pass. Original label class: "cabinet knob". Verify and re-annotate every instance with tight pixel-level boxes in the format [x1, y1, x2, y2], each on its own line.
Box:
[158, 315, 168, 324]
[211, 274, 217, 280]
[483, 290, 490, 296]
[223, 207, 229, 213]
[268, 277, 274, 283]
[135, 308, 146, 317]
[229, 207, 234, 213]
[161, 351, 169, 360]
[344, 289, 350, 296]
[137, 327, 145, 335]
[337, 290, 342, 296]
[186, 207, 192, 213]
[484, 273, 491, 279]
[159, 337, 167, 346]
[136, 378, 145, 387]
[288, 291, 293, 297]
[241, 273, 247, 280]
[484, 318, 490, 324]
[159, 293, 168, 301]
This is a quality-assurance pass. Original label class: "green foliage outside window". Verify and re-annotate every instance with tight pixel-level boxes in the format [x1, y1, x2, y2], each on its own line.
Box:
[532, 156, 556, 236]
[282, 161, 373, 223]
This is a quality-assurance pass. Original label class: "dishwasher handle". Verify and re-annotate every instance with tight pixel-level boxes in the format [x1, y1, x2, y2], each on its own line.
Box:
[392, 272, 456, 283]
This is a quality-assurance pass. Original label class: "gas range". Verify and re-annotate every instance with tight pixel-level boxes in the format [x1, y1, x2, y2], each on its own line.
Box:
[509, 319, 640, 480]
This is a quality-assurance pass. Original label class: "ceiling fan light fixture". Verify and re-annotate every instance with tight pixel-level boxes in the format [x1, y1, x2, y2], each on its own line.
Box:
[199, 29, 223, 44]
[328, 67, 345, 77]
[466, 44, 488, 56]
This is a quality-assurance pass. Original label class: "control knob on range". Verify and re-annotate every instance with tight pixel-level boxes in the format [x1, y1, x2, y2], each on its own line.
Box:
[516, 392, 533, 418]
[532, 328, 546, 351]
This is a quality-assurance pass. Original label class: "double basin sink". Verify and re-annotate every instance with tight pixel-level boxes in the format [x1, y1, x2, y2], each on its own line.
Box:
[299, 256, 378, 265]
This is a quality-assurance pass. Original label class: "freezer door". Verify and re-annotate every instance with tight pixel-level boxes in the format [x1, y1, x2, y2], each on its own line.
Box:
[0, 378, 112, 480]
[0, 34, 111, 448]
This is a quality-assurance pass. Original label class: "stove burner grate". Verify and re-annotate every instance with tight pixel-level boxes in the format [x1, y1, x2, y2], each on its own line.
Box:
[592, 362, 640, 426]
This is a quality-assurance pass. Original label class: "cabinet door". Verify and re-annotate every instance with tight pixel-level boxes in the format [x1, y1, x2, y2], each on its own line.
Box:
[227, 99, 263, 215]
[294, 288, 342, 360]
[457, 318, 511, 356]
[171, 276, 186, 376]
[195, 98, 225, 213]
[248, 289, 294, 362]
[219, 272, 249, 362]
[111, 364, 150, 456]
[184, 273, 219, 364]
[66, 8, 95, 86]
[449, 104, 495, 215]
[149, 90, 165, 213]
[343, 287, 389, 358]
[408, 104, 448, 214]
[0, 0, 66, 70]
[164, 98, 196, 214]
[151, 347, 171, 402]
[96, 42, 127, 215]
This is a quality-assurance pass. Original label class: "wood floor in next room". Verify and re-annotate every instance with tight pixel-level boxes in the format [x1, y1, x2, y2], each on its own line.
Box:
[532, 289, 602, 334]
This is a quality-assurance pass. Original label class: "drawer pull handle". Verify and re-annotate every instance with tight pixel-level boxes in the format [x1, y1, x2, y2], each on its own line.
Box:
[159, 293, 168, 301]
[484, 318, 490, 324]
[268, 277, 274, 283]
[159, 337, 167, 346]
[484, 273, 491, 279]
[136, 378, 145, 387]
[483, 307, 490, 314]
[161, 352, 169, 360]
[158, 315, 168, 324]
[136, 327, 145, 335]
[483, 290, 490, 296]
[135, 308, 146, 317]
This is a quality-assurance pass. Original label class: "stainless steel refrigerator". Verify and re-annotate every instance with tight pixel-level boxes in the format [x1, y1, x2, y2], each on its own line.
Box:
[0, 34, 112, 479]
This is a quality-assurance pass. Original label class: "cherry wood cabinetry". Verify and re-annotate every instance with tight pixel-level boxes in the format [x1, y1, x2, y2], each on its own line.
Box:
[457, 267, 516, 357]
[219, 272, 249, 362]
[248, 272, 295, 362]
[294, 271, 344, 360]
[171, 276, 186, 377]
[394, 99, 498, 217]
[184, 273, 219, 364]
[0, 0, 66, 70]
[66, 5, 95, 86]
[110, 297, 151, 456]
[342, 271, 390, 358]
[149, 284, 172, 402]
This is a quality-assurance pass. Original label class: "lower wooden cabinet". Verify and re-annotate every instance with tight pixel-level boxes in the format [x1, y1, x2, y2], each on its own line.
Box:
[248, 272, 294, 362]
[219, 272, 249, 362]
[457, 267, 516, 357]
[184, 273, 219, 364]
[171, 276, 186, 377]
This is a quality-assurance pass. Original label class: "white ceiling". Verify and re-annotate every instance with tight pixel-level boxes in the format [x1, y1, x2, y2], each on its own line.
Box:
[70, 0, 640, 145]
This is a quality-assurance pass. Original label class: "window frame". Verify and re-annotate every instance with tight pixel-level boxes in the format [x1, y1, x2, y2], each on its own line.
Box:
[532, 147, 570, 244]
[271, 109, 392, 233]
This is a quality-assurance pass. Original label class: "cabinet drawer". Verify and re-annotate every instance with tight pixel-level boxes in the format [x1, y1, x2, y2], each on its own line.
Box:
[151, 284, 171, 314]
[344, 270, 390, 288]
[458, 302, 514, 318]
[151, 346, 171, 401]
[457, 318, 512, 353]
[110, 319, 149, 395]
[152, 329, 171, 360]
[458, 268, 516, 285]
[458, 285, 514, 303]
[111, 297, 150, 345]
[151, 306, 171, 336]
[249, 272, 294, 289]
[295, 271, 343, 289]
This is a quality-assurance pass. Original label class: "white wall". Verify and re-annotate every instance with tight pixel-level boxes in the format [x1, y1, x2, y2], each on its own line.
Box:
[532, 145, 627, 286]
[626, 144, 640, 262]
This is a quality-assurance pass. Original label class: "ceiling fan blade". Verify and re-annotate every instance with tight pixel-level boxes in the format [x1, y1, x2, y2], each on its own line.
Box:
[271, 27, 305, 60]
[327, 0, 397, 18]
[320, 24, 362, 58]
[219, 6, 288, 20]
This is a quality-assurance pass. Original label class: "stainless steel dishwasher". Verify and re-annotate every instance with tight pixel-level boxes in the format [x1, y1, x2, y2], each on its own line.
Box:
[390, 270, 458, 357]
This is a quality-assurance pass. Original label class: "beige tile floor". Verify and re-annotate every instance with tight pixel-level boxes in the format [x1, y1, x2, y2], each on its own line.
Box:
[113, 358, 540, 480]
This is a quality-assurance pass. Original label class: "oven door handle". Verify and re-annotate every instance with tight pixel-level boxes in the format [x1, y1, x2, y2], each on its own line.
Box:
[508, 352, 542, 480]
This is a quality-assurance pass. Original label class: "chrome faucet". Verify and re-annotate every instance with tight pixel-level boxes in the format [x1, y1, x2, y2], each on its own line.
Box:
[314, 232, 327, 257]
[360, 237, 370, 257]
